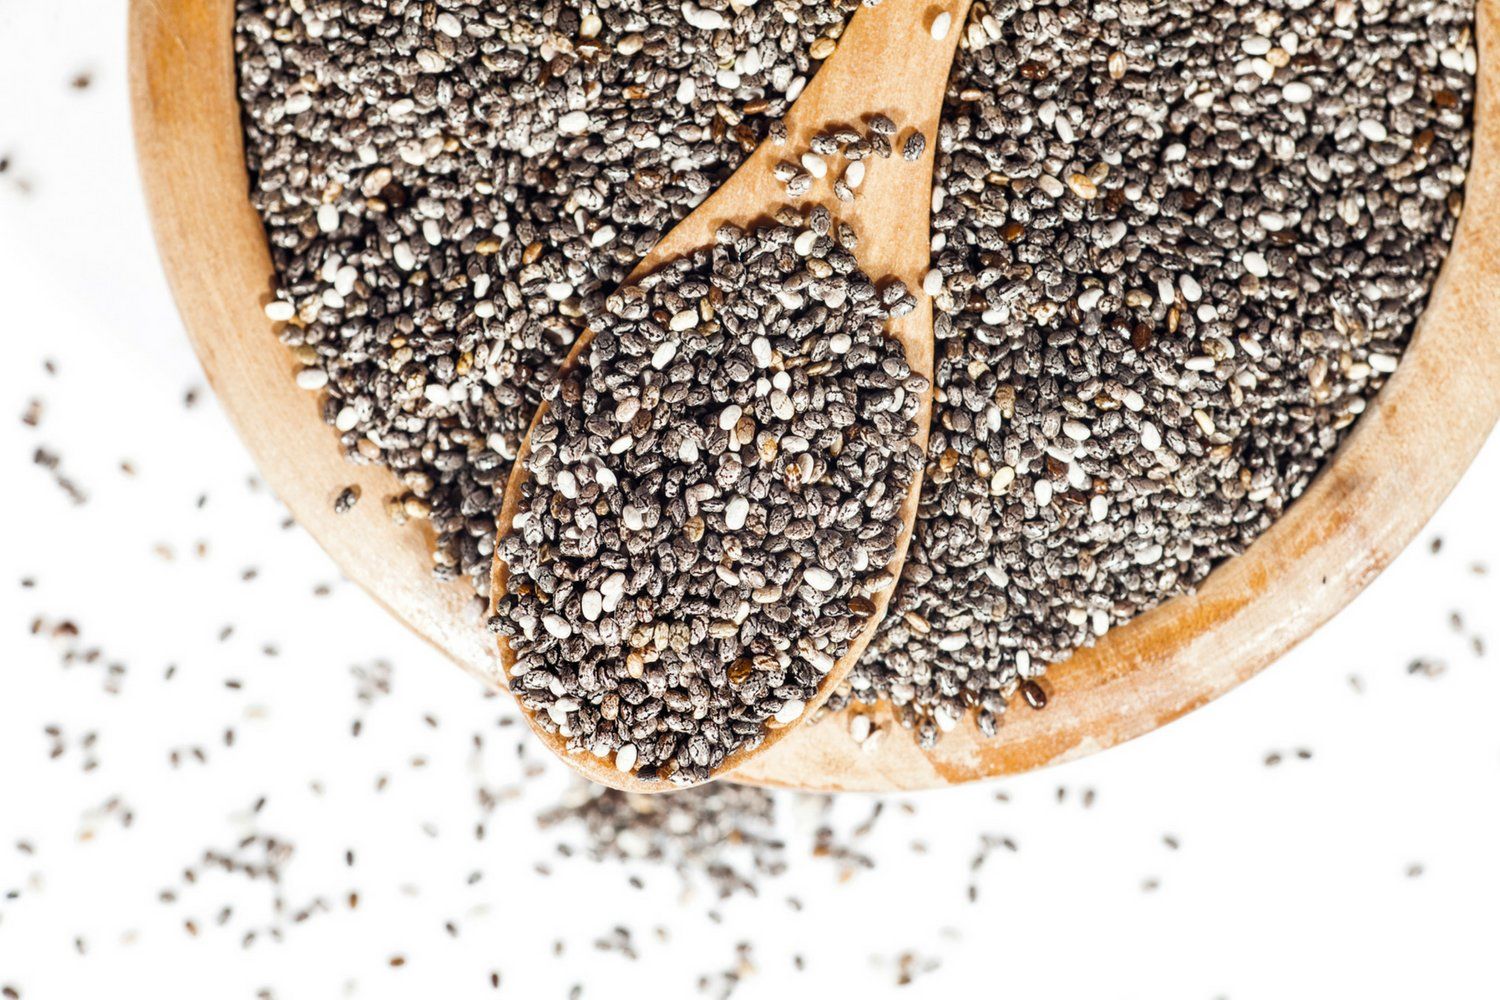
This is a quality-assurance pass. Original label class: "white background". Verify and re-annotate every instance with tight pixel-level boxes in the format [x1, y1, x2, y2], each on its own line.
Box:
[1, 4, 1497, 998]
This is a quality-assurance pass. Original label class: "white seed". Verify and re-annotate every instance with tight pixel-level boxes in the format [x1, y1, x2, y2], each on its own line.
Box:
[929, 10, 952, 40]
[652, 339, 680, 368]
[1358, 119, 1388, 143]
[265, 300, 296, 322]
[803, 566, 836, 591]
[750, 336, 773, 367]
[1243, 251, 1269, 277]
[769, 389, 795, 421]
[843, 160, 865, 190]
[393, 242, 417, 271]
[719, 404, 742, 430]
[1258, 210, 1286, 232]
[682, 4, 727, 30]
[317, 204, 340, 233]
[581, 590, 603, 622]
[802, 648, 835, 673]
[1141, 422, 1162, 451]
[1282, 81, 1313, 103]
[724, 495, 750, 530]
[335, 406, 358, 432]
[614, 743, 637, 773]
[793, 230, 818, 255]
[800, 152, 827, 178]
[1090, 495, 1109, 522]
[668, 308, 697, 332]
[937, 634, 967, 652]
[774, 700, 805, 725]
[295, 367, 327, 390]
[923, 268, 943, 297]
[542, 615, 573, 639]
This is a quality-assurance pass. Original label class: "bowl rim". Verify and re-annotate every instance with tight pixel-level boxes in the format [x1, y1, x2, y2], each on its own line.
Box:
[129, 0, 1500, 792]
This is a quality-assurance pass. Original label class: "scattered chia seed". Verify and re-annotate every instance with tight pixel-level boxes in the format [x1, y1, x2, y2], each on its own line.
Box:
[332, 485, 360, 514]
[900, 129, 926, 162]
[539, 782, 788, 898]
[493, 221, 924, 784]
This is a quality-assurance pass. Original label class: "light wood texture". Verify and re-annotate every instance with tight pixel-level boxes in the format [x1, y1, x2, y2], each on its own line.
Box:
[128, 0, 500, 686]
[131, 0, 1499, 794]
[490, 0, 967, 790]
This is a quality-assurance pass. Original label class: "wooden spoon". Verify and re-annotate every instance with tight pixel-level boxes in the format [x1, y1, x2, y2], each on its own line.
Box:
[490, 0, 973, 791]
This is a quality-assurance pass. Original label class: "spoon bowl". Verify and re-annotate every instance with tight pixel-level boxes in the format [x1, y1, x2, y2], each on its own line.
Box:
[490, 0, 970, 790]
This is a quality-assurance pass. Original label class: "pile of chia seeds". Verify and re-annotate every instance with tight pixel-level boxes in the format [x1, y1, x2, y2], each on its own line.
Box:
[826, 0, 1476, 744]
[237, 0, 1476, 751]
[235, 0, 862, 596]
[493, 220, 924, 783]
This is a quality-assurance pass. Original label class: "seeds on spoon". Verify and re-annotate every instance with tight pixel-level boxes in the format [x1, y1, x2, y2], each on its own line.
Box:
[491, 220, 926, 785]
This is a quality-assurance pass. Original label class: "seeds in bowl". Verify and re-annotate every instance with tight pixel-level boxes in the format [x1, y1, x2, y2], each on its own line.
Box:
[826, 0, 1478, 745]
[490, 220, 925, 784]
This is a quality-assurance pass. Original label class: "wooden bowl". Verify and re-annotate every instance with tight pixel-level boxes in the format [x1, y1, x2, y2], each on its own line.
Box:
[130, 0, 1500, 792]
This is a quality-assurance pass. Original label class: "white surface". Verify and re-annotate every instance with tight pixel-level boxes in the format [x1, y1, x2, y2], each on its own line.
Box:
[1, 5, 1497, 998]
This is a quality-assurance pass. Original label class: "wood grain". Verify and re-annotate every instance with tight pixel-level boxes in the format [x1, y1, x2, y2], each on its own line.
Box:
[131, 0, 1499, 793]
